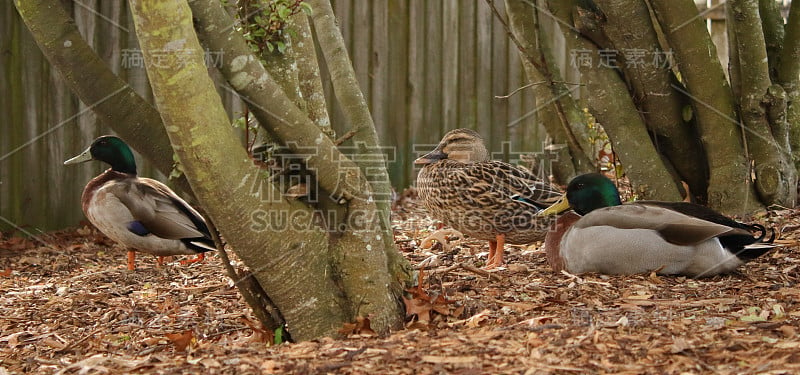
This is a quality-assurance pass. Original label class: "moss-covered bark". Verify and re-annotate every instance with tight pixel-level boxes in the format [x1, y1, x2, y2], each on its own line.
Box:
[130, 0, 349, 341]
[190, 0, 409, 337]
[504, 0, 587, 184]
[649, 0, 761, 213]
[13, 0, 191, 194]
[293, 13, 334, 137]
[588, 0, 709, 202]
[778, 0, 800, 174]
[759, 0, 785, 82]
[729, 0, 796, 207]
[544, 0, 681, 201]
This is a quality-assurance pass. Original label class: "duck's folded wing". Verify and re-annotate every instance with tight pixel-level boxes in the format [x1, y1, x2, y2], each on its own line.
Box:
[575, 204, 752, 246]
[110, 179, 210, 240]
[476, 161, 563, 208]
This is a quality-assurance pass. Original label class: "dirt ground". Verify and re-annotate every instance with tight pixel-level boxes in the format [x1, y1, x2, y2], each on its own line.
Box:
[2, 193, 800, 374]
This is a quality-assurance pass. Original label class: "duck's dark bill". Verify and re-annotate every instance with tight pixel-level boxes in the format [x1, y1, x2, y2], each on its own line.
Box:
[64, 147, 93, 165]
[414, 149, 447, 165]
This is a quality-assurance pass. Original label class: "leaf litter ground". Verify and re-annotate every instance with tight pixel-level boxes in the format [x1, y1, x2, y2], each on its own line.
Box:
[1, 192, 800, 374]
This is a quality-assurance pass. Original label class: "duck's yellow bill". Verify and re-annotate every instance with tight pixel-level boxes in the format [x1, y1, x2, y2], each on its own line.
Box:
[539, 196, 571, 216]
[64, 147, 93, 165]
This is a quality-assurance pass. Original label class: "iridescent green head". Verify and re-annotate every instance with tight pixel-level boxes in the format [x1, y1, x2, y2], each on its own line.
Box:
[565, 173, 622, 215]
[64, 135, 137, 175]
[540, 173, 622, 216]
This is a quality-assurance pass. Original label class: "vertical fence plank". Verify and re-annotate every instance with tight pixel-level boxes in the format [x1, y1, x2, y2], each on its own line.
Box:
[352, 0, 371, 97]
[442, 0, 459, 132]
[475, 1, 493, 145]
[407, 0, 427, 185]
[3, 0, 566, 231]
[458, 1, 477, 132]
[386, 0, 410, 188]
[423, 0, 443, 141]
[490, 0, 509, 156]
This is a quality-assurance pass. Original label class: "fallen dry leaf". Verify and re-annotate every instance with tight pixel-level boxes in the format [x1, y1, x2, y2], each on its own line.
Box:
[1, 188, 799, 374]
[165, 330, 194, 352]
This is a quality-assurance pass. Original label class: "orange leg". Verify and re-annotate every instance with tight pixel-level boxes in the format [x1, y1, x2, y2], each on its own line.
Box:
[487, 240, 497, 267]
[180, 253, 206, 265]
[156, 256, 166, 268]
[485, 234, 506, 269]
[127, 251, 136, 271]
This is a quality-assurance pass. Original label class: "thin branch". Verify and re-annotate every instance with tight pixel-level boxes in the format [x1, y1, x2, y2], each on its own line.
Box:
[494, 81, 584, 99]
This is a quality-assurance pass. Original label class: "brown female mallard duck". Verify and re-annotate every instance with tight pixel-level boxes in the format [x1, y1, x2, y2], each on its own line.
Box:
[64, 136, 216, 270]
[415, 129, 562, 268]
[539, 173, 776, 277]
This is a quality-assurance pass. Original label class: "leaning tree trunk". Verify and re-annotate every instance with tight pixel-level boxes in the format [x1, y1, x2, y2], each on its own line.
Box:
[521, 0, 683, 201]
[130, 0, 408, 341]
[580, 0, 709, 203]
[648, 0, 762, 213]
[187, 0, 411, 309]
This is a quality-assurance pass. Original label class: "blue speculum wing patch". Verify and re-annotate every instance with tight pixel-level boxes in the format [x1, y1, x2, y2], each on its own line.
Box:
[127, 221, 150, 236]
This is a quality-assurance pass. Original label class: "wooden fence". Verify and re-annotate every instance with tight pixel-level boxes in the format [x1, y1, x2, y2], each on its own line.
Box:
[1, 0, 565, 232]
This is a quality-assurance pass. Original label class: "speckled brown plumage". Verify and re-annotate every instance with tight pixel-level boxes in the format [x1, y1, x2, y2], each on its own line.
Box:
[415, 129, 562, 268]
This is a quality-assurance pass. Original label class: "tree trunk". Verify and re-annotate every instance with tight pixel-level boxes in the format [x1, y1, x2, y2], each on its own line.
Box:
[649, 0, 762, 213]
[293, 13, 334, 137]
[159, 0, 407, 339]
[728, 0, 796, 207]
[777, 0, 800, 176]
[504, 0, 588, 184]
[586, 0, 709, 202]
[544, 0, 682, 201]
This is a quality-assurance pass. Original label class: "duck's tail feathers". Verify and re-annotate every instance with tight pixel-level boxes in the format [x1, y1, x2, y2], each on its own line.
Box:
[748, 224, 777, 243]
[734, 243, 777, 262]
[183, 237, 217, 253]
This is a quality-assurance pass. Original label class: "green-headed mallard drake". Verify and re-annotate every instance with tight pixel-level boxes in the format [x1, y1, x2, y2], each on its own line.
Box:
[539, 173, 776, 277]
[64, 136, 215, 270]
[415, 128, 563, 269]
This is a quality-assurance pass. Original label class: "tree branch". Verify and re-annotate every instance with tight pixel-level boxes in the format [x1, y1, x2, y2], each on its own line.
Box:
[546, 0, 681, 201]
[759, 0, 785, 82]
[188, 0, 369, 203]
[306, 0, 393, 223]
[293, 13, 334, 137]
[502, 0, 594, 182]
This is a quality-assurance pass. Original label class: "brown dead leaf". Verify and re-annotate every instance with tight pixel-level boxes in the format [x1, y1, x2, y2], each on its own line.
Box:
[165, 330, 194, 352]
[1, 332, 31, 348]
[338, 316, 377, 337]
[240, 317, 273, 344]
[403, 295, 431, 323]
[780, 325, 797, 337]
[465, 309, 492, 328]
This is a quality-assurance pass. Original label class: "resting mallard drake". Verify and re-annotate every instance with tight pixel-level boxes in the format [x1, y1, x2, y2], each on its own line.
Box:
[539, 173, 776, 277]
[64, 135, 215, 270]
[414, 128, 562, 269]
